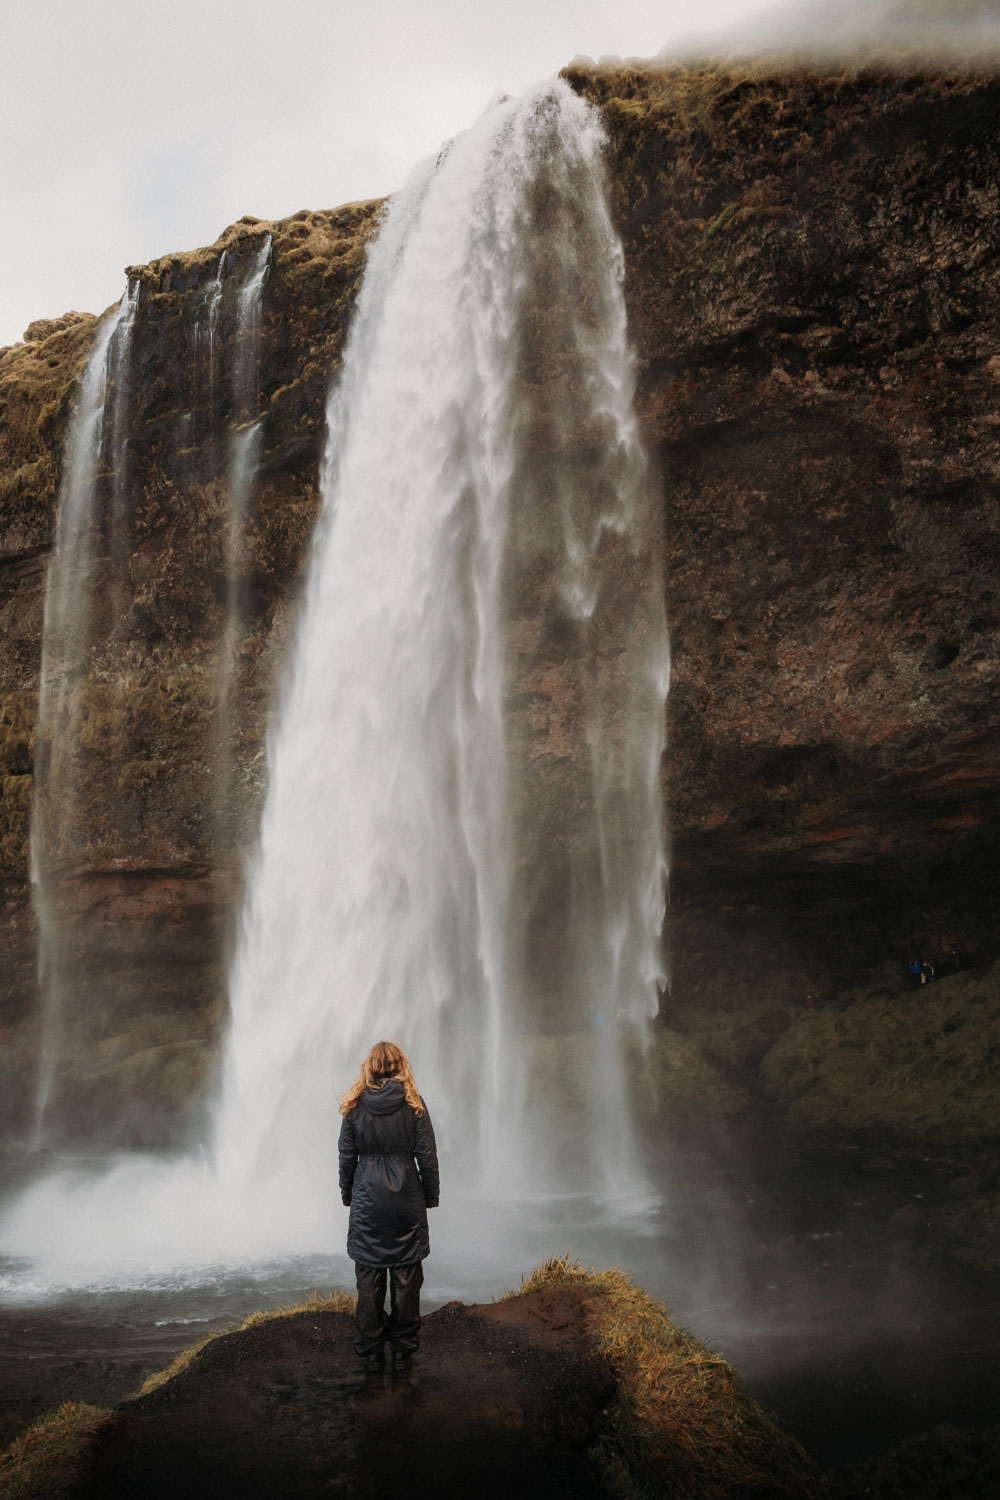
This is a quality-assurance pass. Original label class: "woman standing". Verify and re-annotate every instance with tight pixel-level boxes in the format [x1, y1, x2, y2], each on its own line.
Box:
[338, 1040, 439, 1373]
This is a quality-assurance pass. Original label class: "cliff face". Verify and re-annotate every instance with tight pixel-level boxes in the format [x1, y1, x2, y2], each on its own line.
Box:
[575, 66, 1000, 1003]
[2, 67, 1000, 1145]
[0, 205, 380, 1143]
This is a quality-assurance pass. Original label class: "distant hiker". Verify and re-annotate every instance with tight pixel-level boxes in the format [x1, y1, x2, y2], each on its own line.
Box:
[921, 958, 935, 985]
[338, 1040, 439, 1377]
[908, 959, 922, 988]
[947, 945, 961, 974]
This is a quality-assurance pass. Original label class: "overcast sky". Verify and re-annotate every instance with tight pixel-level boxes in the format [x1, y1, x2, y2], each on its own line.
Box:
[3, 0, 996, 347]
[0, 0, 794, 346]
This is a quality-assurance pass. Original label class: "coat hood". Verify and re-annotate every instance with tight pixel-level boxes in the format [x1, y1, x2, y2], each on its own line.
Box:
[362, 1079, 408, 1115]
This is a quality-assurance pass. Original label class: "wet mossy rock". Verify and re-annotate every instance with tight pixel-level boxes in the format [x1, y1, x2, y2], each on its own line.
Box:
[760, 960, 1000, 1145]
[563, 63, 1000, 997]
[1, 1266, 823, 1500]
[0, 202, 383, 1139]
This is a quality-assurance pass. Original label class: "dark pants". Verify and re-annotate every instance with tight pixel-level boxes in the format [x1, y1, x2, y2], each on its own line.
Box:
[354, 1261, 423, 1360]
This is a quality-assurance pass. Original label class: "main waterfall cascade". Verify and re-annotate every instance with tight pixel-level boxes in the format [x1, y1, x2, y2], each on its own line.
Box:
[213, 79, 668, 1212]
[3, 80, 668, 1279]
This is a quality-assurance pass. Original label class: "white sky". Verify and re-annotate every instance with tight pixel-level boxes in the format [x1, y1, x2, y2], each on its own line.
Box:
[0, 0, 784, 346]
[3, 0, 995, 347]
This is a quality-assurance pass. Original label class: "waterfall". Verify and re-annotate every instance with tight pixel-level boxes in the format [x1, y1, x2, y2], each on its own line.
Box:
[224, 235, 271, 633]
[212, 78, 668, 1223]
[204, 253, 226, 400]
[30, 280, 140, 1144]
[213, 239, 271, 846]
[3, 79, 667, 1276]
[229, 239, 271, 426]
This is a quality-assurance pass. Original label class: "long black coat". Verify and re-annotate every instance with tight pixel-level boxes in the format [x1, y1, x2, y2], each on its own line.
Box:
[338, 1080, 439, 1266]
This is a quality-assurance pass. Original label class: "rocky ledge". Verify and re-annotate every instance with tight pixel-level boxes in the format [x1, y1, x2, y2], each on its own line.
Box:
[2, 1267, 823, 1500]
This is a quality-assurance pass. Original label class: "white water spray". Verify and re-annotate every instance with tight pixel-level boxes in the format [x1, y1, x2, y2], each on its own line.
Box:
[4, 81, 667, 1280]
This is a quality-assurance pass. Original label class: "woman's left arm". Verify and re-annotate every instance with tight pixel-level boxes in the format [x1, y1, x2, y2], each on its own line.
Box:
[338, 1114, 358, 1205]
[414, 1103, 439, 1207]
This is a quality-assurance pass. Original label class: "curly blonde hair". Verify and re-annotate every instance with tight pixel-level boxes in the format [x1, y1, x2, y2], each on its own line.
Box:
[338, 1039, 425, 1117]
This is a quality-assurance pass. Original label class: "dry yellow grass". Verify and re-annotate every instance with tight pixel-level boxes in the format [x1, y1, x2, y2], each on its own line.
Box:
[511, 1257, 824, 1499]
[0, 1401, 109, 1500]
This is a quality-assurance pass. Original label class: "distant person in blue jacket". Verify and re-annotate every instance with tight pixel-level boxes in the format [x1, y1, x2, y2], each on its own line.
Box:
[338, 1040, 439, 1374]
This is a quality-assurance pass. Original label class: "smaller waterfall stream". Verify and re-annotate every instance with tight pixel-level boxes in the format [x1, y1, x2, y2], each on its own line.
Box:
[204, 255, 226, 400]
[31, 281, 140, 1144]
[213, 239, 271, 845]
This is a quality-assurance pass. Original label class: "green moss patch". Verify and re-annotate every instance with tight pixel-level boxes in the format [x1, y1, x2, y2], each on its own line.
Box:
[761, 962, 1000, 1145]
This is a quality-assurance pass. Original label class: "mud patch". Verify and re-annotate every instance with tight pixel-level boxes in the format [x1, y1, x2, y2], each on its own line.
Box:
[75, 1295, 616, 1500]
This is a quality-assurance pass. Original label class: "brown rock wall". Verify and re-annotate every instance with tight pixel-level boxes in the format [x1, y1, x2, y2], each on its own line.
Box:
[568, 65, 1000, 995]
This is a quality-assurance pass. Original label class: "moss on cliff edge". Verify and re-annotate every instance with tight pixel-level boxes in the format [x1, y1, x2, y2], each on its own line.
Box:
[0, 313, 98, 543]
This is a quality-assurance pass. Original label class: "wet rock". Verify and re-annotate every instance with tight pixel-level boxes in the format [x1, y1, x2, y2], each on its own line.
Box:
[568, 63, 1000, 994]
[68, 1281, 822, 1500]
[644, 1026, 753, 1120]
[760, 961, 1000, 1145]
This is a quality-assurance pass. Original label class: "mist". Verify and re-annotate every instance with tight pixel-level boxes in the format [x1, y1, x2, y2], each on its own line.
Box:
[670, 0, 1000, 63]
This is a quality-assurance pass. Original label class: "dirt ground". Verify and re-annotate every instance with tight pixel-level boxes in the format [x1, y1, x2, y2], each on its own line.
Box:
[72, 1289, 618, 1500]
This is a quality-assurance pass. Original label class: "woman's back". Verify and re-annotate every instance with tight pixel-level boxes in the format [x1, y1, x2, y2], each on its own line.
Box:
[339, 1078, 438, 1266]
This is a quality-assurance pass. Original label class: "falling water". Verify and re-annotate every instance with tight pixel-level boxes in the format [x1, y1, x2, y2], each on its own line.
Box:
[212, 240, 271, 844]
[3, 79, 667, 1277]
[229, 239, 270, 426]
[213, 78, 668, 1223]
[204, 253, 226, 399]
[180, 253, 227, 460]
[30, 281, 140, 1143]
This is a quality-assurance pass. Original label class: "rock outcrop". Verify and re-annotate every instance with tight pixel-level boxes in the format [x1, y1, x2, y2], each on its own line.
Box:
[2, 66, 1000, 1144]
[4, 1270, 822, 1500]
[761, 960, 1000, 1141]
